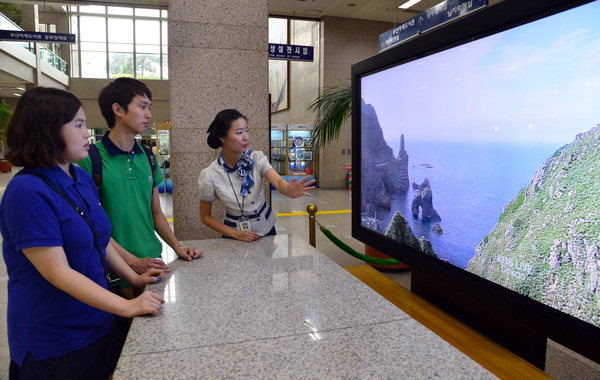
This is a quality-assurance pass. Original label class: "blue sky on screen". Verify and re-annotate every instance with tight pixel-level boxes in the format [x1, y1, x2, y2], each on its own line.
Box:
[361, 1, 600, 145]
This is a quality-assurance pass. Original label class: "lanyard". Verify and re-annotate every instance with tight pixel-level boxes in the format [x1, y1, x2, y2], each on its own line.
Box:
[16, 171, 114, 283]
[226, 172, 246, 219]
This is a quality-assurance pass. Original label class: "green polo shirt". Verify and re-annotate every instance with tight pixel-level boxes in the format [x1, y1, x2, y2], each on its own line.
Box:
[78, 133, 163, 259]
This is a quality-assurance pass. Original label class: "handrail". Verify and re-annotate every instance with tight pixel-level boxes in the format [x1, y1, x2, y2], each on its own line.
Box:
[0, 12, 21, 31]
[0, 12, 68, 74]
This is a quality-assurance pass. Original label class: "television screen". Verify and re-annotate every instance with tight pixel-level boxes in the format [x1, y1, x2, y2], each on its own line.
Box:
[357, 0, 599, 335]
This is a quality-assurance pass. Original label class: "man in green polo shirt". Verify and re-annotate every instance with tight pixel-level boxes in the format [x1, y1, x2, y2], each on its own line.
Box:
[78, 78, 202, 274]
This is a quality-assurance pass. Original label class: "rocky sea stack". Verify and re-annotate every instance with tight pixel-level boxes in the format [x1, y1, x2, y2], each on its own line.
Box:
[412, 178, 441, 221]
[384, 211, 437, 258]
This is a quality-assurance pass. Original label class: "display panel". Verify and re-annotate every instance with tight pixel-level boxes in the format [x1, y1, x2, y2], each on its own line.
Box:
[353, 0, 599, 363]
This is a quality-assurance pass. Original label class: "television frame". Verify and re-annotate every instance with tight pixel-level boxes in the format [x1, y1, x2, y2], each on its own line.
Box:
[351, 0, 600, 367]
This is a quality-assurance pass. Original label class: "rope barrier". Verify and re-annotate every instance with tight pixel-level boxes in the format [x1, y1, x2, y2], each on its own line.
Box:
[316, 221, 402, 266]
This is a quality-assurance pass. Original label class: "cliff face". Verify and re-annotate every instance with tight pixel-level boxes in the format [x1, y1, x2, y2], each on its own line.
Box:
[467, 126, 600, 327]
[361, 100, 410, 216]
[361, 100, 394, 163]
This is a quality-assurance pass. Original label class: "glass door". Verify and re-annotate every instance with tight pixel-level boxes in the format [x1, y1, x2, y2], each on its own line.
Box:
[286, 124, 314, 177]
[270, 123, 287, 175]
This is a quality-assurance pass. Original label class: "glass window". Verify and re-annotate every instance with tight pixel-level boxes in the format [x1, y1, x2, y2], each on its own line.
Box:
[69, 7, 168, 79]
[162, 54, 168, 79]
[109, 52, 134, 78]
[162, 21, 168, 47]
[80, 16, 106, 42]
[137, 44, 160, 54]
[108, 43, 133, 52]
[107, 6, 133, 16]
[135, 8, 160, 17]
[71, 47, 80, 78]
[269, 18, 288, 44]
[70, 14, 78, 34]
[136, 54, 161, 79]
[161, 10, 168, 18]
[291, 20, 314, 45]
[79, 5, 105, 14]
[80, 42, 106, 51]
[70, 15, 79, 77]
[108, 18, 133, 43]
[136, 20, 160, 45]
[81, 51, 107, 78]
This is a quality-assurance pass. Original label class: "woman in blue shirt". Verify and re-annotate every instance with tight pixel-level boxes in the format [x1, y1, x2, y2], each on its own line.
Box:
[0, 87, 165, 380]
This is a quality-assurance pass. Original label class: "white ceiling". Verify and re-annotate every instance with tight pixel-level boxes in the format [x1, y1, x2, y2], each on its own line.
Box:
[4, 0, 504, 23]
[1, 0, 505, 98]
[268, 0, 441, 23]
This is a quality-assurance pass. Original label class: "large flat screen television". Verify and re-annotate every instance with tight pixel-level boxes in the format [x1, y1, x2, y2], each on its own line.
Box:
[352, 0, 599, 367]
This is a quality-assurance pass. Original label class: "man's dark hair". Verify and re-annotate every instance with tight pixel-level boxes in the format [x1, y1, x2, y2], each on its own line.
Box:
[5, 87, 82, 168]
[98, 78, 152, 128]
[206, 109, 248, 149]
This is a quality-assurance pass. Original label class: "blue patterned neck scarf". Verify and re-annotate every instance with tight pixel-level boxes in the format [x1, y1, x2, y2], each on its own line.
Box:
[218, 150, 255, 197]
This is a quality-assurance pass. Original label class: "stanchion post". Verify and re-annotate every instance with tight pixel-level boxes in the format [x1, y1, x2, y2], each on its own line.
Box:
[307, 204, 318, 248]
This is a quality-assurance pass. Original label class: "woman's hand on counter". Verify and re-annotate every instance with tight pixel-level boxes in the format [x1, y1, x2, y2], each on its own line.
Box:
[234, 230, 261, 242]
[132, 268, 165, 289]
[123, 291, 165, 317]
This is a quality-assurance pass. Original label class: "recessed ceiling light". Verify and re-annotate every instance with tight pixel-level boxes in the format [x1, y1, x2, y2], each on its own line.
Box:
[303, 9, 321, 16]
[398, 0, 423, 9]
[16, 87, 25, 91]
[13, 93, 22, 97]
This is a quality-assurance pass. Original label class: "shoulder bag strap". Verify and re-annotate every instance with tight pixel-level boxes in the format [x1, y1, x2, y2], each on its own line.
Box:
[88, 144, 103, 199]
[15, 171, 111, 282]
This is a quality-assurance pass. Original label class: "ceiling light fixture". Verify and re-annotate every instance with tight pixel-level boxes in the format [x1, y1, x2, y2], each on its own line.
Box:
[398, 0, 423, 9]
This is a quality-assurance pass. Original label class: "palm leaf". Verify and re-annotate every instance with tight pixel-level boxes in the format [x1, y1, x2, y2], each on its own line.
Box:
[308, 86, 352, 149]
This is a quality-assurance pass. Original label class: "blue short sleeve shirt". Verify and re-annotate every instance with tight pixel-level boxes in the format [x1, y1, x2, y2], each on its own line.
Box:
[0, 165, 114, 365]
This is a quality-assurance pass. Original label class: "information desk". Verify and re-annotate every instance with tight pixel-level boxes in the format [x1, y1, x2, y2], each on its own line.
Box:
[113, 235, 493, 379]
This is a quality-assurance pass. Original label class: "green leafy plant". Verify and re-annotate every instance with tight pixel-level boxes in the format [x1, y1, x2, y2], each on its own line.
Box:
[0, 3, 23, 27]
[308, 86, 352, 149]
[0, 98, 12, 162]
[0, 98, 12, 142]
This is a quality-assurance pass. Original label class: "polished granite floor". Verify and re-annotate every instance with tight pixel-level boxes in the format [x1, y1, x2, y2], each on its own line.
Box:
[0, 170, 598, 378]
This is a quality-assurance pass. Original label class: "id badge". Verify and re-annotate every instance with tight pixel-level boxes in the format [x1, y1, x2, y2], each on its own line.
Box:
[238, 219, 251, 231]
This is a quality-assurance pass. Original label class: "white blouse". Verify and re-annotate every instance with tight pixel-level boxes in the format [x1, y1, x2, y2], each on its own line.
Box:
[198, 150, 273, 217]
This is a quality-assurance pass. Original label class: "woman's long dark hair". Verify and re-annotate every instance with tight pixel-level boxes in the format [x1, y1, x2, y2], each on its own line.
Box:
[206, 109, 247, 149]
[5, 87, 82, 168]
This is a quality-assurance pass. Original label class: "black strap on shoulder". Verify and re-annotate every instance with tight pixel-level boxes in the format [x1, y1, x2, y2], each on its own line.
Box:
[87, 143, 157, 198]
[15, 171, 112, 282]
[142, 145, 157, 181]
[88, 144, 103, 198]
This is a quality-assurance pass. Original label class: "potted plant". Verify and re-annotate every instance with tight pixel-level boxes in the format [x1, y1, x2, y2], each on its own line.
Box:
[0, 98, 13, 172]
[307, 86, 352, 149]
[308, 87, 407, 269]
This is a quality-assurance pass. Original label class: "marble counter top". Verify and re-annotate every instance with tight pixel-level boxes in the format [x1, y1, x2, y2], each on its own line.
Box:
[113, 235, 494, 379]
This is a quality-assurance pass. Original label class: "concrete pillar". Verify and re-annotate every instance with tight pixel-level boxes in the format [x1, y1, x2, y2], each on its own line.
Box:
[169, 0, 269, 240]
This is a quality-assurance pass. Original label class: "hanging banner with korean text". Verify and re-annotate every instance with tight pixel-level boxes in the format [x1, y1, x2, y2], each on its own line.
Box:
[269, 43, 314, 62]
[0, 30, 76, 43]
[379, 0, 487, 51]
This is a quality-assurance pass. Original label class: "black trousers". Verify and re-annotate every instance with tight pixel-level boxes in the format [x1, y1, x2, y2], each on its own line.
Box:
[9, 318, 127, 380]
